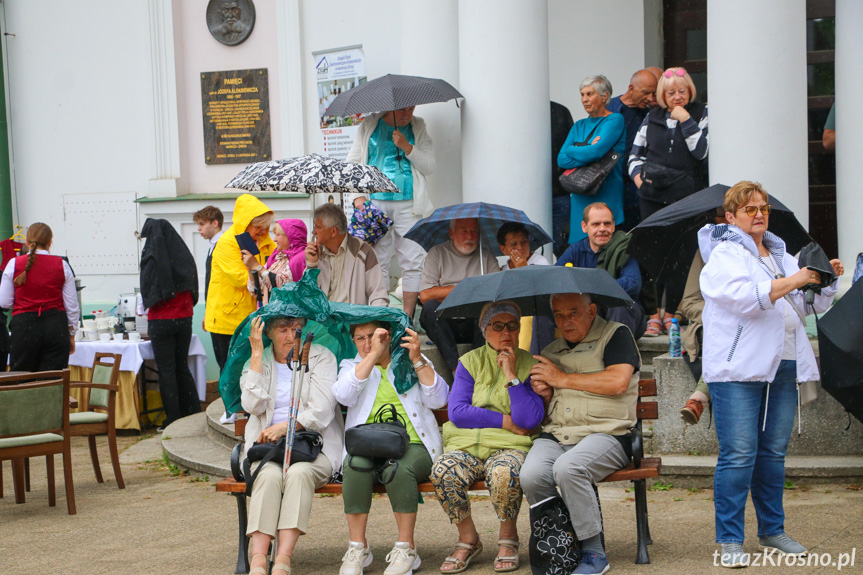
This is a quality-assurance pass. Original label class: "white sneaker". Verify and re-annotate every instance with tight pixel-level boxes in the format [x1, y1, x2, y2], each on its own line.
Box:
[384, 542, 421, 575]
[340, 541, 373, 575]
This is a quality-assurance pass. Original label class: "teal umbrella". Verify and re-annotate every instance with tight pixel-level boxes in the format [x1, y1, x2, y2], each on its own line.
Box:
[218, 269, 415, 415]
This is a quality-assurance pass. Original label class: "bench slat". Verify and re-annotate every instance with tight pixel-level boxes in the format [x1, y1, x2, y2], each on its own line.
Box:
[636, 401, 658, 420]
[215, 460, 661, 495]
[638, 378, 656, 397]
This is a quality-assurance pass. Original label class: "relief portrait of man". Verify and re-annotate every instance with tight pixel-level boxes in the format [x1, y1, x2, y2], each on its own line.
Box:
[207, 0, 256, 46]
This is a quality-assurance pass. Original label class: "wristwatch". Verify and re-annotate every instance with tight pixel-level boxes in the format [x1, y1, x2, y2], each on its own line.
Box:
[507, 377, 521, 387]
[412, 358, 429, 371]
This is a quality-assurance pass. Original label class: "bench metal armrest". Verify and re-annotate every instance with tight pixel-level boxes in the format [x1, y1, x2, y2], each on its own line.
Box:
[230, 443, 244, 482]
[629, 421, 643, 469]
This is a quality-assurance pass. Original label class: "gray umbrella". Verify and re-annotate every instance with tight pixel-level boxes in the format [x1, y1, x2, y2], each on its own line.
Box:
[324, 74, 463, 118]
[437, 266, 633, 318]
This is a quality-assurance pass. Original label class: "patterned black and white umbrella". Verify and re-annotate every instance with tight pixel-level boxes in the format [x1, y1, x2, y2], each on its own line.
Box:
[225, 153, 400, 195]
[324, 74, 463, 117]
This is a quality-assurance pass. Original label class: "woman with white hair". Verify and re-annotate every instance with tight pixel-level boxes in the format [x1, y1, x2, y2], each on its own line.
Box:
[557, 75, 626, 245]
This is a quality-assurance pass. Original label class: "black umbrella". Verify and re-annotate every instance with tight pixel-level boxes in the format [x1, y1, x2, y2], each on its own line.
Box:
[627, 183, 812, 283]
[436, 266, 632, 319]
[816, 279, 863, 424]
[324, 74, 463, 118]
[796, 242, 836, 306]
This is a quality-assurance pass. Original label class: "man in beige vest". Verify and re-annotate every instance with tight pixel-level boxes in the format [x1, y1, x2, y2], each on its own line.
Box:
[521, 292, 640, 575]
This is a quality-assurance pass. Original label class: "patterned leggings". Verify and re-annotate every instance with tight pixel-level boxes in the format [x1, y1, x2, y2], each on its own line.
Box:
[430, 449, 527, 524]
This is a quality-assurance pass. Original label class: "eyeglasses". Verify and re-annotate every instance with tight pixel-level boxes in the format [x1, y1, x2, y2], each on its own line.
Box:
[490, 321, 520, 333]
[664, 68, 687, 78]
[737, 204, 772, 217]
[352, 334, 375, 344]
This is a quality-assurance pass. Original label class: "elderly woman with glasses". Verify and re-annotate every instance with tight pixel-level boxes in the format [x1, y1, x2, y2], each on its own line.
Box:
[628, 66, 709, 336]
[697, 181, 843, 568]
[430, 301, 546, 574]
[240, 315, 344, 575]
[557, 75, 626, 246]
[333, 323, 448, 575]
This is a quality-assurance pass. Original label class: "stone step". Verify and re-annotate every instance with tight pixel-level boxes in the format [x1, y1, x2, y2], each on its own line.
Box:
[205, 398, 241, 449]
[646, 454, 863, 489]
[161, 412, 232, 478]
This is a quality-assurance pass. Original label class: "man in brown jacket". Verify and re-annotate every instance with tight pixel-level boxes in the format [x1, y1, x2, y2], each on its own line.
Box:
[305, 204, 389, 307]
[520, 292, 641, 575]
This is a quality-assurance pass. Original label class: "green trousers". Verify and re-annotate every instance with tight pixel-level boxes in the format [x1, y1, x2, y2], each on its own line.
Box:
[342, 443, 433, 514]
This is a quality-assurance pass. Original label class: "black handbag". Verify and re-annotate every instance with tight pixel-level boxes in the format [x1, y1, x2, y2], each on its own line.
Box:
[345, 403, 409, 459]
[242, 431, 323, 495]
[558, 117, 622, 196]
[345, 403, 409, 483]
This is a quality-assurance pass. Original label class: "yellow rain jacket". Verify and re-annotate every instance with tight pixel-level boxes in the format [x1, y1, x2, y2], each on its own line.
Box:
[205, 194, 275, 335]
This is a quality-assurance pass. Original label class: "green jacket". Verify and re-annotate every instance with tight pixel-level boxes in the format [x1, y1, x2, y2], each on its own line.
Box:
[595, 230, 631, 279]
[442, 344, 537, 460]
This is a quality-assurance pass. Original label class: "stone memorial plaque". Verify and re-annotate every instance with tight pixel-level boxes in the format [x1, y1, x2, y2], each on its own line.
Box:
[201, 68, 271, 165]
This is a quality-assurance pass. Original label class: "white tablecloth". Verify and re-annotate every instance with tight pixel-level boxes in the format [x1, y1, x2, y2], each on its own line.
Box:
[69, 335, 207, 400]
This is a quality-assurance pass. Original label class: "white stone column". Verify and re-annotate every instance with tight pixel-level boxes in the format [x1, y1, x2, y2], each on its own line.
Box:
[707, 0, 809, 227]
[835, 0, 863, 280]
[147, 0, 182, 197]
[458, 0, 551, 235]
[400, 0, 461, 210]
[276, 0, 305, 159]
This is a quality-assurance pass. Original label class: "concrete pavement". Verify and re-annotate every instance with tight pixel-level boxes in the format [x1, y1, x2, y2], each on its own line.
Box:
[1, 434, 861, 575]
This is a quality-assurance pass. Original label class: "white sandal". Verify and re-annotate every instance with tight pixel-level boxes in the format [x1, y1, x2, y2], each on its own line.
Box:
[494, 539, 520, 573]
[440, 539, 483, 573]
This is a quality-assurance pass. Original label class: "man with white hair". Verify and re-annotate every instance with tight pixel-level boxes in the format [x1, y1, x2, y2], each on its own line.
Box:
[419, 218, 500, 372]
[305, 203, 389, 307]
[521, 292, 641, 575]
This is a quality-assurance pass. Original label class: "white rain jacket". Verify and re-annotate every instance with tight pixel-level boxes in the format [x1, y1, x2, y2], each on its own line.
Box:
[698, 224, 836, 385]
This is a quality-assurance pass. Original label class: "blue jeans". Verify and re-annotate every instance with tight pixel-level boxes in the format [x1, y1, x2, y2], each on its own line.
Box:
[707, 360, 798, 544]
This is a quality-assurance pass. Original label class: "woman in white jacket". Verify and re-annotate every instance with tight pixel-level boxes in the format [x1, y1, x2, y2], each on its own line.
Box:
[698, 181, 843, 568]
[333, 321, 448, 575]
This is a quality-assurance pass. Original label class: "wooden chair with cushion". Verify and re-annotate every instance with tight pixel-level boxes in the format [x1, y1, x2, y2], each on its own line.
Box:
[70, 352, 124, 489]
[0, 369, 76, 514]
[0, 369, 69, 502]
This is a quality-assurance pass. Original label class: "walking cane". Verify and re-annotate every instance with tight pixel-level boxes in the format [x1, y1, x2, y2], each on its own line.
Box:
[284, 332, 315, 476]
[251, 269, 263, 308]
[283, 329, 303, 475]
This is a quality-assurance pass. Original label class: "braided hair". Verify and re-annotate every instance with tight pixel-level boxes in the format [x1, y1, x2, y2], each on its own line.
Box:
[13, 222, 53, 287]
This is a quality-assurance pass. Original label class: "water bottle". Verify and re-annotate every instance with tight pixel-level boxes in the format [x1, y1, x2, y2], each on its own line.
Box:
[668, 318, 682, 358]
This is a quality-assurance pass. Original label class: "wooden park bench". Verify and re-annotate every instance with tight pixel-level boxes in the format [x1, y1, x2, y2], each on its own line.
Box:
[215, 378, 661, 573]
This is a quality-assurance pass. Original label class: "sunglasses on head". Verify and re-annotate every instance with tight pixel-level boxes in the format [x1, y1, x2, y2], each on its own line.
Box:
[490, 321, 520, 333]
[664, 68, 687, 78]
[737, 204, 772, 217]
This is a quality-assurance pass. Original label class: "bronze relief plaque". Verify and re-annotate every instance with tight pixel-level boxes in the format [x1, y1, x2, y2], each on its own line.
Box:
[206, 0, 255, 46]
[201, 68, 271, 165]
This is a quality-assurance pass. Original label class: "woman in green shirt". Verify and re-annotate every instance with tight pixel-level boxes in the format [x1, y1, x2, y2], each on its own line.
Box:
[333, 321, 449, 575]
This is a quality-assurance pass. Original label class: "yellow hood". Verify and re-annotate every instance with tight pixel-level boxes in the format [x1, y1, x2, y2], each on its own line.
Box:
[204, 194, 276, 334]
